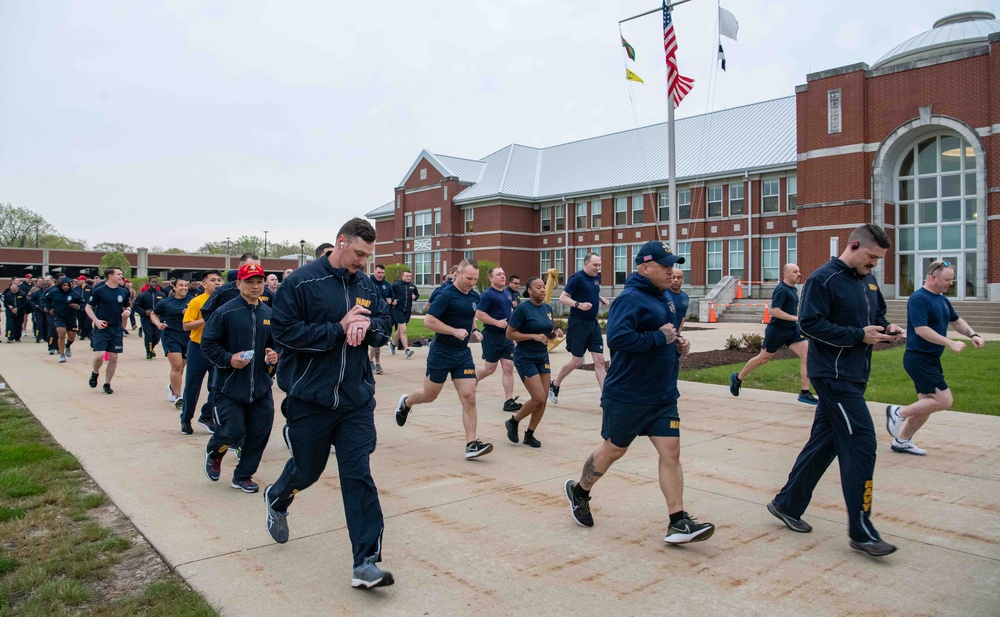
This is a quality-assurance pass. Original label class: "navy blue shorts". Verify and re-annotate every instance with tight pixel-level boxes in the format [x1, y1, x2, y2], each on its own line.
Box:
[393, 311, 411, 326]
[161, 332, 189, 358]
[601, 397, 680, 448]
[903, 350, 948, 395]
[514, 354, 550, 381]
[90, 327, 124, 353]
[481, 328, 514, 363]
[566, 318, 603, 357]
[53, 315, 77, 331]
[426, 345, 476, 384]
[763, 326, 804, 353]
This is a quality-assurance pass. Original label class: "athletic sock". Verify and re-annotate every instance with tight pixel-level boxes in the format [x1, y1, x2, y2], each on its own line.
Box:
[800, 389, 810, 395]
[669, 510, 687, 525]
[573, 483, 590, 499]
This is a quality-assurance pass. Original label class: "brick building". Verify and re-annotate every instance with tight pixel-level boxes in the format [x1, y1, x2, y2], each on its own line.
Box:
[370, 12, 999, 303]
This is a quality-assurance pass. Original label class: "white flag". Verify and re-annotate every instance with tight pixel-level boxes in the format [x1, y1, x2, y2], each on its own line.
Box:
[719, 7, 739, 41]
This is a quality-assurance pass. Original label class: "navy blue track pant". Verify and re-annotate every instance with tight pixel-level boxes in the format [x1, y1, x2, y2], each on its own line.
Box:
[206, 392, 274, 483]
[4, 310, 21, 341]
[269, 398, 384, 568]
[46, 315, 59, 351]
[140, 317, 161, 355]
[32, 310, 46, 341]
[181, 341, 215, 424]
[774, 377, 882, 543]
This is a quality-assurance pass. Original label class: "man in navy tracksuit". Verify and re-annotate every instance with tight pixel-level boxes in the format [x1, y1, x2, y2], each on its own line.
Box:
[767, 224, 902, 557]
[389, 270, 419, 357]
[135, 277, 166, 359]
[265, 218, 395, 590]
[201, 263, 278, 493]
[368, 264, 394, 374]
[564, 241, 715, 544]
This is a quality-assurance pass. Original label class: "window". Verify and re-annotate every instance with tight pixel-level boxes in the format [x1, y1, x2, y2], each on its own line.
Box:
[414, 211, 432, 237]
[541, 206, 552, 232]
[615, 197, 628, 225]
[614, 246, 627, 285]
[729, 183, 744, 216]
[658, 191, 669, 222]
[464, 250, 474, 260]
[706, 241, 723, 284]
[678, 189, 691, 220]
[404, 213, 413, 238]
[592, 200, 602, 228]
[676, 242, 691, 271]
[434, 209, 441, 235]
[540, 250, 551, 277]
[632, 196, 644, 224]
[554, 204, 566, 231]
[414, 252, 432, 286]
[762, 179, 780, 213]
[576, 203, 588, 229]
[786, 235, 797, 266]
[464, 209, 474, 233]
[729, 239, 745, 279]
[787, 175, 797, 211]
[762, 237, 780, 281]
[575, 247, 588, 273]
[707, 185, 723, 218]
[433, 251, 441, 281]
[419, 168, 427, 180]
[554, 250, 565, 283]
[828, 89, 842, 134]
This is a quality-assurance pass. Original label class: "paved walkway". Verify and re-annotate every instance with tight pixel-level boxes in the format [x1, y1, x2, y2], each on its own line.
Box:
[0, 325, 997, 616]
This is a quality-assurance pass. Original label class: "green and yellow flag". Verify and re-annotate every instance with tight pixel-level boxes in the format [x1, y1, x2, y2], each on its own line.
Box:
[621, 36, 636, 61]
[625, 69, 644, 84]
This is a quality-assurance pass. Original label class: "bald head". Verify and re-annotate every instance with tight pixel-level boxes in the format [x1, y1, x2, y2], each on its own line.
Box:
[782, 263, 802, 286]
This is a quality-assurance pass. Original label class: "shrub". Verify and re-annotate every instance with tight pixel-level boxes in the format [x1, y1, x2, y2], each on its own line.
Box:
[384, 263, 409, 284]
[725, 335, 742, 350]
[741, 332, 764, 353]
[476, 260, 499, 293]
[98, 251, 133, 277]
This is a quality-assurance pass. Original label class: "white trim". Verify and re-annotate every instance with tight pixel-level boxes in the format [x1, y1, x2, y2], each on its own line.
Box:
[797, 142, 879, 161]
[795, 223, 864, 233]
[404, 184, 441, 195]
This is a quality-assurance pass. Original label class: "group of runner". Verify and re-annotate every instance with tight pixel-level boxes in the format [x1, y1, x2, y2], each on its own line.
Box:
[2, 220, 985, 587]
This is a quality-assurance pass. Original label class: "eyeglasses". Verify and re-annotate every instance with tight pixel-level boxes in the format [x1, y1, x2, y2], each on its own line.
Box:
[928, 261, 951, 275]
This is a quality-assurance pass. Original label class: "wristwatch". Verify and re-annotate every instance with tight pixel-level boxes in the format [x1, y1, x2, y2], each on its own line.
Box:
[971, 333, 981, 339]
[574, 301, 579, 308]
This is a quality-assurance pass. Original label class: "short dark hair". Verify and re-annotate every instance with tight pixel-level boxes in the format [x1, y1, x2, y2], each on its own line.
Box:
[584, 252, 600, 264]
[315, 243, 334, 258]
[488, 266, 504, 277]
[374, 264, 386, 270]
[508, 275, 520, 282]
[336, 218, 376, 243]
[104, 267, 122, 277]
[239, 252, 259, 263]
[402, 268, 412, 274]
[202, 269, 222, 280]
[459, 258, 479, 270]
[848, 224, 891, 250]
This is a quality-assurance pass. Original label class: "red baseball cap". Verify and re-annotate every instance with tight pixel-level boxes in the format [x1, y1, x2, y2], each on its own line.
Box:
[237, 263, 266, 280]
[77, 275, 88, 281]
[24, 274, 32, 279]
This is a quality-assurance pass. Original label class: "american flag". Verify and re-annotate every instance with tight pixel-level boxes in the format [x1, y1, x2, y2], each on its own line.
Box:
[663, 1, 694, 107]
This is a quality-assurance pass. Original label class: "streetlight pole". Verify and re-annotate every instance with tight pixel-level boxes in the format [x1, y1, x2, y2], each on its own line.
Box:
[263, 231, 269, 258]
[225, 236, 231, 273]
[299, 239, 305, 268]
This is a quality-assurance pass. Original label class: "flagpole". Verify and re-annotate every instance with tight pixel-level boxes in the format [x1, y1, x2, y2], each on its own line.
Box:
[619, 0, 693, 24]
[667, 98, 677, 249]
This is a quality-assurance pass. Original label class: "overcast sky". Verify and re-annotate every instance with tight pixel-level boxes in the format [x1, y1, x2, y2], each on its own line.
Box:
[1, 0, 993, 251]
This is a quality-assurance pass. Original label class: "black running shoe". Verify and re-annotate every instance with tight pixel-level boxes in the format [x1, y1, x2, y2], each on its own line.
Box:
[664, 513, 715, 544]
[89, 372, 98, 388]
[564, 479, 593, 527]
[503, 397, 523, 412]
[797, 391, 819, 405]
[505, 416, 519, 443]
[264, 485, 289, 544]
[180, 421, 193, 435]
[394, 394, 411, 427]
[205, 452, 221, 482]
[522, 432, 541, 448]
[231, 478, 260, 493]
[198, 417, 217, 434]
[464, 440, 493, 459]
[729, 372, 741, 397]
[102, 383, 113, 395]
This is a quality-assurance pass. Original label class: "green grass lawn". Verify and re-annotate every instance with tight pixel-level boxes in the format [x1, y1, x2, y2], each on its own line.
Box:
[0, 386, 217, 616]
[680, 341, 1000, 416]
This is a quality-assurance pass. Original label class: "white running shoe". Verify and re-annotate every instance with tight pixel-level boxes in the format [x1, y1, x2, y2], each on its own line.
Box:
[891, 438, 926, 456]
[885, 405, 904, 439]
[167, 384, 178, 403]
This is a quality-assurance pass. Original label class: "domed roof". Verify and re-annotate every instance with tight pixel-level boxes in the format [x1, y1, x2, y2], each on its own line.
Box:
[873, 11, 1000, 69]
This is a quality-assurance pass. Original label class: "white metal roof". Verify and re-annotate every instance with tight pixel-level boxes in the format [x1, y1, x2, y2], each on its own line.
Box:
[873, 11, 999, 68]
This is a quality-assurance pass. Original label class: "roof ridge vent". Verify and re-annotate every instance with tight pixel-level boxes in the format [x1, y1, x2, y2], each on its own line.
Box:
[933, 11, 995, 28]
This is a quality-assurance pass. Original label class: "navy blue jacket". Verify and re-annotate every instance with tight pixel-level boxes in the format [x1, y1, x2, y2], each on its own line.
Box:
[391, 280, 419, 314]
[199, 281, 240, 322]
[202, 296, 275, 403]
[604, 273, 679, 404]
[799, 257, 891, 383]
[271, 257, 392, 412]
[44, 285, 84, 319]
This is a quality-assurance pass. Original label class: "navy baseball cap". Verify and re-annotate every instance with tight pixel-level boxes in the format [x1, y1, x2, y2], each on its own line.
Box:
[634, 241, 685, 267]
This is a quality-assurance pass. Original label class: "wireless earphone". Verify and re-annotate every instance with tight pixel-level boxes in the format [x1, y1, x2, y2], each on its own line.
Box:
[340, 243, 345, 249]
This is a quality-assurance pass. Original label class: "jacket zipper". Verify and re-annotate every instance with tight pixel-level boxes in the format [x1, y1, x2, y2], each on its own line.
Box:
[333, 277, 350, 408]
[249, 303, 257, 404]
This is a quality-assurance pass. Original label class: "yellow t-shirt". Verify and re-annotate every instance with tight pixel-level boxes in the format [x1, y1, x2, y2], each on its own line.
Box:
[183, 292, 211, 344]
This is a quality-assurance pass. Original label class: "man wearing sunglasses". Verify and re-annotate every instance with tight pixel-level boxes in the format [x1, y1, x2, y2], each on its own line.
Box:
[885, 260, 984, 456]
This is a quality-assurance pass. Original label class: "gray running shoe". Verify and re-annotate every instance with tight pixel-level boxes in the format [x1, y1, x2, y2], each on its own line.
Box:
[374, 363, 383, 375]
[65, 346, 72, 358]
[767, 499, 812, 533]
[58, 354, 66, 363]
[890, 438, 926, 456]
[263, 485, 289, 544]
[351, 555, 394, 589]
[850, 538, 896, 557]
[404, 348, 414, 358]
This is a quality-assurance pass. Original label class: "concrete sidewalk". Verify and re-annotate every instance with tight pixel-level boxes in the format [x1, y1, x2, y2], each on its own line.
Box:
[0, 329, 997, 616]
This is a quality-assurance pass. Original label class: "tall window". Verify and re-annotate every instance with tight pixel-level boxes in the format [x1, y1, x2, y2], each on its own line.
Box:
[414, 211, 432, 237]
[554, 250, 565, 283]
[541, 206, 552, 232]
[786, 235, 797, 266]
[414, 253, 432, 286]
[658, 191, 669, 222]
[540, 250, 551, 276]
[614, 197, 628, 225]
[828, 89, 842, 134]
[591, 200, 602, 228]
[404, 213, 413, 238]
[554, 204, 566, 231]
[729, 238, 744, 279]
[706, 240, 723, 284]
[729, 183, 744, 215]
[464, 209, 474, 233]
[434, 209, 441, 234]
[762, 179, 780, 213]
[787, 176, 797, 211]
[678, 189, 691, 220]
[613, 246, 627, 285]
[576, 202, 588, 229]
[676, 242, 691, 271]
[707, 185, 723, 218]
[433, 251, 441, 281]
[762, 237, 780, 281]
[575, 247, 589, 273]
[632, 196, 644, 224]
